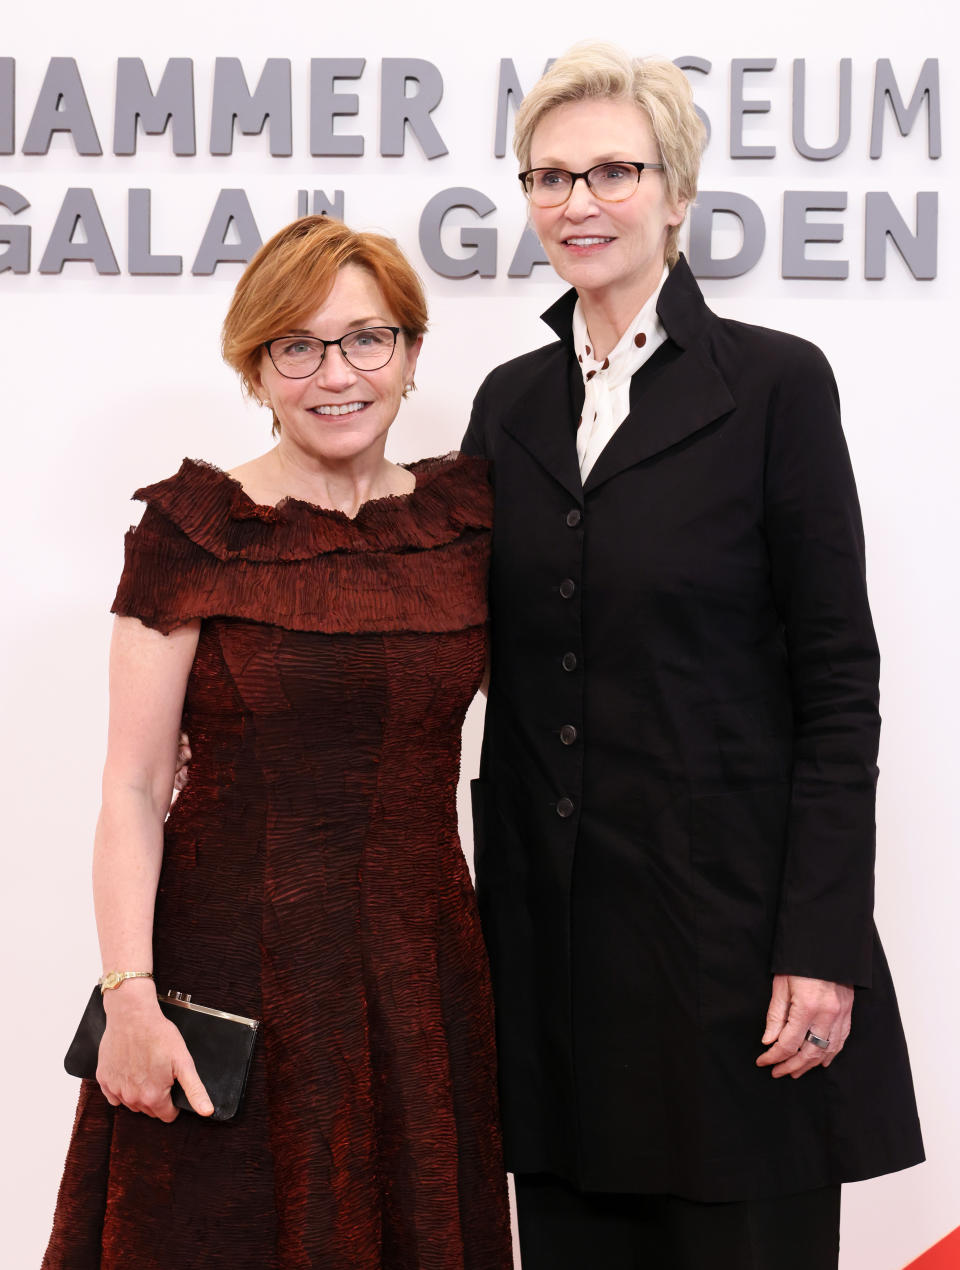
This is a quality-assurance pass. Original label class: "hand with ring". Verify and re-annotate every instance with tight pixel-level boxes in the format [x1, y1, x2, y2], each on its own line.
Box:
[755, 973, 854, 1079]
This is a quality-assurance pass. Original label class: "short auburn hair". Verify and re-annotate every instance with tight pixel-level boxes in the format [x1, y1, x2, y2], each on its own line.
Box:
[514, 43, 706, 267]
[222, 215, 428, 432]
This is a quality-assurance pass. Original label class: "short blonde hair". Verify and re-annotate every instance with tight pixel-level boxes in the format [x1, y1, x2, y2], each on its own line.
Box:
[222, 216, 428, 434]
[513, 43, 706, 266]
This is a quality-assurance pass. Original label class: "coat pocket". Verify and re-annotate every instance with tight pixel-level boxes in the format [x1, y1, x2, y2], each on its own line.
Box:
[710, 694, 792, 783]
[690, 783, 791, 1009]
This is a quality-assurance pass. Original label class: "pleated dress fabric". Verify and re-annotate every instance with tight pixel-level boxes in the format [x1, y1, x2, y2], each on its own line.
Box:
[43, 455, 512, 1270]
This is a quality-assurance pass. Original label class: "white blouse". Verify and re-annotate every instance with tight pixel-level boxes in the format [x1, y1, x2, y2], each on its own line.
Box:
[573, 266, 670, 481]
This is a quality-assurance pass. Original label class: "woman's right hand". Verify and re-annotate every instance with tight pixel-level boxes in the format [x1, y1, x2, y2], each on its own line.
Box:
[97, 980, 214, 1120]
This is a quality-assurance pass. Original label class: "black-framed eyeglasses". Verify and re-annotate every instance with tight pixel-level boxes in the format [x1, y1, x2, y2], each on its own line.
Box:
[518, 161, 666, 208]
[264, 326, 400, 378]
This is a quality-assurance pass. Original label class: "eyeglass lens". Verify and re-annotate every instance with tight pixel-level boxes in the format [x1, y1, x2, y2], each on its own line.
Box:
[526, 162, 647, 206]
[269, 327, 398, 377]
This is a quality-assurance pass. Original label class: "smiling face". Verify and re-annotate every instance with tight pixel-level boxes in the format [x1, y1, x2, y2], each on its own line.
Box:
[253, 263, 421, 469]
[528, 96, 687, 315]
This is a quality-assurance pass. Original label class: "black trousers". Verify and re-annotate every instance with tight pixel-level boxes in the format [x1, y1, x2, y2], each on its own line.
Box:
[514, 1173, 841, 1270]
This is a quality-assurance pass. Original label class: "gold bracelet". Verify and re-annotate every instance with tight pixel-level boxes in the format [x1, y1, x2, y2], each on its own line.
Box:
[99, 970, 154, 993]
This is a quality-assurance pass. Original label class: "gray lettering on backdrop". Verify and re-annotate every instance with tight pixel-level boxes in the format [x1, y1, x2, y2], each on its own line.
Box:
[792, 58, 851, 160]
[493, 58, 555, 159]
[870, 58, 941, 158]
[210, 58, 292, 157]
[310, 59, 365, 157]
[865, 191, 938, 279]
[0, 55, 944, 281]
[0, 184, 30, 274]
[782, 191, 848, 279]
[192, 188, 262, 275]
[507, 224, 551, 277]
[0, 59, 13, 155]
[38, 188, 119, 273]
[380, 59, 448, 159]
[23, 57, 102, 155]
[730, 58, 776, 159]
[297, 190, 346, 219]
[419, 187, 496, 277]
[687, 191, 765, 278]
[673, 56, 712, 145]
[128, 189, 182, 275]
[495, 59, 524, 160]
[113, 58, 196, 156]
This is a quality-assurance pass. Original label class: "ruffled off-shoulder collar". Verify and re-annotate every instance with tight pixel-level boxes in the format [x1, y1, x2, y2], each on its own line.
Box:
[132, 454, 492, 562]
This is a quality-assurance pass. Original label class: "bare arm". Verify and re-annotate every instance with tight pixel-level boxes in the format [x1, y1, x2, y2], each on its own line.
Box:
[93, 615, 213, 1120]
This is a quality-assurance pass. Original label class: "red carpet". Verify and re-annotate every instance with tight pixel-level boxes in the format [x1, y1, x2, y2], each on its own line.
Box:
[903, 1224, 960, 1269]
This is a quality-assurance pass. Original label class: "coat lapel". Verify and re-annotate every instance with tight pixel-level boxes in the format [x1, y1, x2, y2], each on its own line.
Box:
[582, 257, 735, 493]
[500, 310, 585, 503]
[582, 344, 735, 492]
[501, 258, 736, 501]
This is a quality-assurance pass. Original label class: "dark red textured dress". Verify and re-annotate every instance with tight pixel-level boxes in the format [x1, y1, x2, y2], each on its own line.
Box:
[44, 454, 512, 1270]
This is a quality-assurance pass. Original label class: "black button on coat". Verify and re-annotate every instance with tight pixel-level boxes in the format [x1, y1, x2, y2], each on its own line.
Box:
[462, 257, 923, 1201]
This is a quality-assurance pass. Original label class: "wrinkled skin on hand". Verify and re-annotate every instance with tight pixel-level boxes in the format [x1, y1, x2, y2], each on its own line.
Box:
[97, 980, 213, 1119]
[756, 974, 854, 1079]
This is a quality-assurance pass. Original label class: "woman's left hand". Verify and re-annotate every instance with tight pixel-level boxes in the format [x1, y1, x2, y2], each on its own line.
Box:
[755, 974, 853, 1078]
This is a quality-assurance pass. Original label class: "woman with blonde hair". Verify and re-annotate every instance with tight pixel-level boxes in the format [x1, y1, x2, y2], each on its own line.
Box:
[464, 42, 923, 1268]
[45, 215, 512, 1269]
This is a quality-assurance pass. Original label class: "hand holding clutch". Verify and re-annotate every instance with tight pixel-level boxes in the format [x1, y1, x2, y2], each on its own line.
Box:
[66, 986, 259, 1122]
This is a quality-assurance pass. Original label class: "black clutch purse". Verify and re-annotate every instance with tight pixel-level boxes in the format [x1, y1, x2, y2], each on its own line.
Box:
[65, 986, 260, 1121]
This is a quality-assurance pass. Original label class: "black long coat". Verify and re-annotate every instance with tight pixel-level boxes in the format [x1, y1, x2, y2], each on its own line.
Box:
[462, 256, 923, 1202]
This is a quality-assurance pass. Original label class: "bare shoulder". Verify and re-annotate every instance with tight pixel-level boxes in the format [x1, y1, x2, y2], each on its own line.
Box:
[227, 451, 272, 484]
[390, 462, 417, 495]
[227, 451, 280, 506]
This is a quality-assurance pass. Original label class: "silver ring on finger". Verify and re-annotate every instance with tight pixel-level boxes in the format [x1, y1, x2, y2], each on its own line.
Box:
[805, 1029, 830, 1050]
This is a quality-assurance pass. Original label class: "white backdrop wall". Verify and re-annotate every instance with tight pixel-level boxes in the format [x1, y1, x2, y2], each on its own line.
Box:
[2, 2, 957, 1267]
